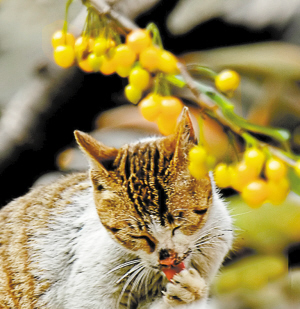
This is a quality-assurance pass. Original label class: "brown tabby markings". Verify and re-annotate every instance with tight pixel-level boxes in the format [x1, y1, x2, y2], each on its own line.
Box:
[0, 173, 89, 308]
[114, 141, 173, 226]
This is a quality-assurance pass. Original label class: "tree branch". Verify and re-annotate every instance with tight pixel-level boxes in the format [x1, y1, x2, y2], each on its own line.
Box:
[85, 0, 138, 31]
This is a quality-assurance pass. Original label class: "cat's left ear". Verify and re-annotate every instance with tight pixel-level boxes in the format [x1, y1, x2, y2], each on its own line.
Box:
[74, 130, 118, 170]
[172, 107, 197, 165]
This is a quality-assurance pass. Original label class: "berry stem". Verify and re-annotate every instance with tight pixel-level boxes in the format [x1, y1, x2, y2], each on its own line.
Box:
[146, 23, 164, 49]
[187, 64, 218, 80]
[63, 0, 74, 34]
[164, 75, 186, 88]
[84, 0, 138, 32]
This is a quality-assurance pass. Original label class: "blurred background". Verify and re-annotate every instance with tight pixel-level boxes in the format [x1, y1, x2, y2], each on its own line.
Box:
[1, 0, 300, 308]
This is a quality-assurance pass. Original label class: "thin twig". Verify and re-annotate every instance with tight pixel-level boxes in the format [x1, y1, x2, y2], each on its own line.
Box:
[85, 0, 138, 31]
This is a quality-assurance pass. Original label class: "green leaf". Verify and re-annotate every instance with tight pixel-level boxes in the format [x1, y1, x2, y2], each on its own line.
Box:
[165, 75, 186, 88]
[288, 167, 300, 196]
[194, 81, 290, 143]
[223, 111, 291, 143]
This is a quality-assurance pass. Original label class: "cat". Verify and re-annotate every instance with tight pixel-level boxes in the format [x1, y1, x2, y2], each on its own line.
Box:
[0, 107, 233, 309]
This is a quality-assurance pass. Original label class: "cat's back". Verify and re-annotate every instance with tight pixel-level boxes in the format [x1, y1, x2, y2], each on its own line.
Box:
[0, 172, 90, 308]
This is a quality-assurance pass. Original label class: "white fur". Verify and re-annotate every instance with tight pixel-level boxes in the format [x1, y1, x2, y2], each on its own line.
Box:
[29, 174, 233, 309]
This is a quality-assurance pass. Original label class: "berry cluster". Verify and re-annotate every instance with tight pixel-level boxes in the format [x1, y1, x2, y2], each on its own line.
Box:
[213, 148, 290, 208]
[52, 30, 76, 69]
[52, 17, 183, 135]
[188, 145, 215, 179]
[139, 94, 184, 135]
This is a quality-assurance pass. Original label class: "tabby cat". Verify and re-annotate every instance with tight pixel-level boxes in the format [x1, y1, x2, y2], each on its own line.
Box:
[0, 107, 233, 308]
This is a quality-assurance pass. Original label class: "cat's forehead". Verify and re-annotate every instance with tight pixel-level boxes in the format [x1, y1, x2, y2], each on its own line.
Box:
[111, 138, 174, 222]
[114, 137, 174, 174]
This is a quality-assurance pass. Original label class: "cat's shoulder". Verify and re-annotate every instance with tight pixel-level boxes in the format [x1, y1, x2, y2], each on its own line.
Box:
[0, 172, 90, 220]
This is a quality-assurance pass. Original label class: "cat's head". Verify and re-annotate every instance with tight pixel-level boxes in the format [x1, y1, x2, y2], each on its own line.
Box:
[75, 107, 213, 269]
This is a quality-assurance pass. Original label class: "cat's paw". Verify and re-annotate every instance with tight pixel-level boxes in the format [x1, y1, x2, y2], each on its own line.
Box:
[163, 268, 208, 306]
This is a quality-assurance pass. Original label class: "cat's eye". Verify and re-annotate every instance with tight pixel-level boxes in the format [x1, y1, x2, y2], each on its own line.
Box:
[193, 208, 208, 215]
[130, 235, 156, 252]
[172, 226, 181, 236]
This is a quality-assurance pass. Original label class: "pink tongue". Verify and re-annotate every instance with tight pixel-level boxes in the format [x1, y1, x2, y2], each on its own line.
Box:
[162, 262, 185, 281]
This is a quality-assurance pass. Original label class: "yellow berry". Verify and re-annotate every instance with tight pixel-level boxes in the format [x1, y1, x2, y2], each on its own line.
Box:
[158, 50, 179, 74]
[93, 37, 114, 56]
[265, 158, 287, 181]
[160, 96, 184, 120]
[116, 65, 132, 78]
[53, 45, 75, 68]
[78, 58, 93, 73]
[188, 146, 207, 165]
[188, 161, 208, 179]
[267, 178, 290, 205]
[139, 93, 162, 122]
[99, 56, 116, 75]
[230, 161, 259, 192]
[87, 53, 103, 71]
[214, 163, 231, 188]
[114, 44, 136, 67]
[139, 46, 161, 71]
[128, 67, 150, 90]
[244, 147, 265, 174]
[215, 69, 240, 93]
[52, 30, 75, 48]
[124, 84, 142, 104]
[126, 29, 152, 54]
[74, 36, 94, 56]
[156, 114, 177, 136]
[241, 179, 268, 208]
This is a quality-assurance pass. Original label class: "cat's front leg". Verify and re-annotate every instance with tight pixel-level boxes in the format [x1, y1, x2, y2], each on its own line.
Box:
[163, 268, 208, 308]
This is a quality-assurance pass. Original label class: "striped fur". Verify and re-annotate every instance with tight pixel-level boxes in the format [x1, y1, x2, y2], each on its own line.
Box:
[0, 173, 88, 307]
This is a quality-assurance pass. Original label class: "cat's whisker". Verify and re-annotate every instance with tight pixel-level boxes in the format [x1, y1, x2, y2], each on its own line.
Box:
[127, 266, 148, 308]
[117, 265, 144, 308]
[116, 262, 143, 284]
[195, 233, 230, 248]
[193, 228, 233, 251]
[105, 258, 140, 276]
[193, 241, 219, 250]
[198, 228, 233, 241]
[196, 217, 233, 240]
[143, 267, 153, 301]
[197, 230, 231, 242]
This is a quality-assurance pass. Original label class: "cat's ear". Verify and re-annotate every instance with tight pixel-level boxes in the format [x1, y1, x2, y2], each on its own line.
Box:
[74, 130, 118, 171]
[174, 106, 197, 144]
[172, 107, 197, 166]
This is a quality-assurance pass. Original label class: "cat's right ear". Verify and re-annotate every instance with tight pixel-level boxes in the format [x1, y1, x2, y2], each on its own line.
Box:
[74, 130, 118, 172]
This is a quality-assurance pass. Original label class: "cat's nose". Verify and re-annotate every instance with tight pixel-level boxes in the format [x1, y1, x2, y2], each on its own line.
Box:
[159, 249, 176, 265]
[159, 249, 170, 260]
